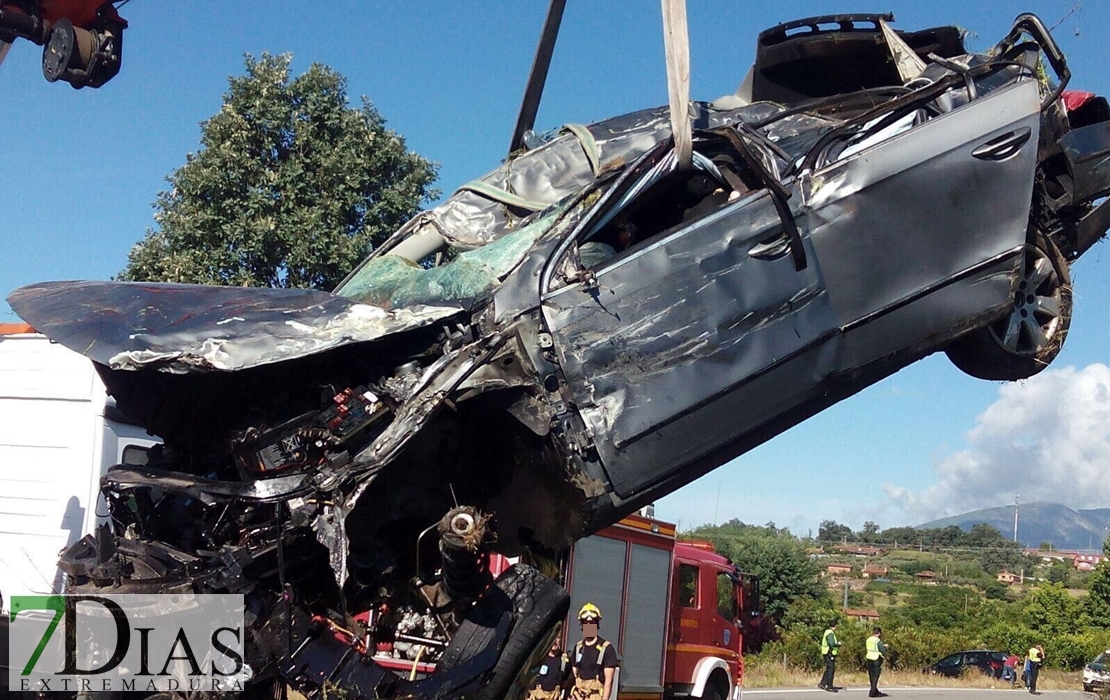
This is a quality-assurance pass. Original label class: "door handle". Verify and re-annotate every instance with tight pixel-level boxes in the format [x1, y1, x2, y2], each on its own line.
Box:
[972, 127, 1032, 161]
[748, 232, 791, 260]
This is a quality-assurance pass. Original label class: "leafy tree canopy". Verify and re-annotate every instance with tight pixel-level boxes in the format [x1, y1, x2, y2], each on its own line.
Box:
[1023, 582, 1085, 637]
[818, 519, 853, 542]
[120, 53, 438, 289]
[1084, 538, 1110, 626]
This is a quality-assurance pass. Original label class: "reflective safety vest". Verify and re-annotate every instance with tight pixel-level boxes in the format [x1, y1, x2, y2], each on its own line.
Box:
[573, 639, 613, 679]
[1028, 647, 1043, 664]
[866, 635, 883, 661]
[574, 639, 611, 661]
[821, 628, 839, 656]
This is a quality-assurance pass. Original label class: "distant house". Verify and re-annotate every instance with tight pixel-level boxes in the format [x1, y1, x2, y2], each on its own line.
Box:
[1074, 554, 1107, 571]
[826, 563, 852, 577]
[1025, 547, 1072, 563]
[996, 570, 1020, 585]
[915, 570, 938, 584]
[832, 545, 884, 557]
[843, 608, 881, 622]
[862, 564, 888, 579]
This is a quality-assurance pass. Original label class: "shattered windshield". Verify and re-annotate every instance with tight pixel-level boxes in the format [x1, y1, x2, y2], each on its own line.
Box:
[335, 204, 564, 309]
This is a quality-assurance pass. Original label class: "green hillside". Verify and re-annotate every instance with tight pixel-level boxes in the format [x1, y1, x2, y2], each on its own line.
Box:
[682, 519, 1110, 673]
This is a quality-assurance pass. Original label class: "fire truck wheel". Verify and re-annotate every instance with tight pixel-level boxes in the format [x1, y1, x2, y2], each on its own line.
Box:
[701, 674, 728, 700]
[438, 564, 570, 700]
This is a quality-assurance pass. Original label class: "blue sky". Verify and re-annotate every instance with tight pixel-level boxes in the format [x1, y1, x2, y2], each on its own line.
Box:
[3, 1, 1109, 536]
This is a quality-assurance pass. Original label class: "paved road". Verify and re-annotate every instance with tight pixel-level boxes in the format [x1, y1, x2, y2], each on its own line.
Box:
[742, 688, 1092, 699]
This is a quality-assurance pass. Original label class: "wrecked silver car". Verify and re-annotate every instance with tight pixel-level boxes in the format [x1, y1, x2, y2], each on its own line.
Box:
[8, 11, 1110, 700]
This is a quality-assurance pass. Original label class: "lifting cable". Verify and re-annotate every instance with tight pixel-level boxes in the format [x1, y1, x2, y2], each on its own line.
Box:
[662, 0, 693, 170]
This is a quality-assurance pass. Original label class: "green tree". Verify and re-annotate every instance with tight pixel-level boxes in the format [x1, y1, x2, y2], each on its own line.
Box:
[978, 543, 1026, 575]
[965, 522, 1007, 547]
[877, 526, 919, 546]
[1085, 538, 1110, 626]
[983, 580, 1011, 600]
[121, 53, 438, 289]
[1023, 582, 1084, 637]
[859, 521, 880, 543]
[883, 585, 975, 630]
[818, 520, 853, 542]
[1046, 561, 1069, 584]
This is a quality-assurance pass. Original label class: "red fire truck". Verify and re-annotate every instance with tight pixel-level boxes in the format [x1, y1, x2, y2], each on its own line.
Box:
[561, 512, 759, 700]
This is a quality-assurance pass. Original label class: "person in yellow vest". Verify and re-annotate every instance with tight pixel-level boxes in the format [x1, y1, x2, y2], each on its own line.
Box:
[570, 603, 618, 700]
[865, 626, 888, 698]
[818, 619, 841, 691]
[1027, 644, 1045, 694]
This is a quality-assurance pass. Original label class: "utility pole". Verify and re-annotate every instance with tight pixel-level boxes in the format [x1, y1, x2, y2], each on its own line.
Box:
[843, 580, 849, 609]
[713, 481, 721, 526]
[1013, 493, 1020, 543]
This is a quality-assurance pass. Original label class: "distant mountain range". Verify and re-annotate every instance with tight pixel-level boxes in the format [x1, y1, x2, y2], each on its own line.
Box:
[918, 502, 1110, 552]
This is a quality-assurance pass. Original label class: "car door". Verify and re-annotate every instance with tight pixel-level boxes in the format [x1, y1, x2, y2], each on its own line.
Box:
[541, 139, 836, 499]
[800, 78, 1043, 370]
[935, 654, 962, 676]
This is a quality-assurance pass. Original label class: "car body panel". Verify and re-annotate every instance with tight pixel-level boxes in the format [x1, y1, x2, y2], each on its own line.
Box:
[1060, 117, 1110, 204]
[7, 280, 463, 373]
[1084, 651, 1110, 689]
[543, 181, 833, 498]
[804, 80, 1040, 334]
[804, 79, 1041, 371]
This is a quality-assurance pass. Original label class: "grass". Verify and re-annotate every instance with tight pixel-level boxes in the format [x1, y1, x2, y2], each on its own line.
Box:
[743, 665, 1084, 691]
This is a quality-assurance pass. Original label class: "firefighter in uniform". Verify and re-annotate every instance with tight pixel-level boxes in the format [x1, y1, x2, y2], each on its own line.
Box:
[818, 619, 841, 691]
[570, 603, 618, 700]
[865, 627, 888, 698]
[528, 635, 569, 700]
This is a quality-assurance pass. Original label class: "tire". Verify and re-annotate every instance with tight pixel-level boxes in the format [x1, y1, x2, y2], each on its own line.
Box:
[701, 673, 728, 700]
[436, 564, 570, 700]
[946, 229, 1071, 381]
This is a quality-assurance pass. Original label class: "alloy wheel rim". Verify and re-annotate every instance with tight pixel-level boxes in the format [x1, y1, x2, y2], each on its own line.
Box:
[987, 244, 1064, 357]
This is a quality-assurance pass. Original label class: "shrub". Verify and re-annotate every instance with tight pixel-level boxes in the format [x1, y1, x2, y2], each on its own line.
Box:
[882, 625, 973, 672]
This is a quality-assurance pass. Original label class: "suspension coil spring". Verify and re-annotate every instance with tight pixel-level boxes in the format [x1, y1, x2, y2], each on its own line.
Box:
[437, 506, 494, 602]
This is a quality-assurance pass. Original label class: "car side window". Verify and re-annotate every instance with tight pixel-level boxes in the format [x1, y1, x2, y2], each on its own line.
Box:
[577, 168, 743, 273]
[716, 571, 737, 620]
[679, 564, 698, 608]
[938, 654, 960, 667]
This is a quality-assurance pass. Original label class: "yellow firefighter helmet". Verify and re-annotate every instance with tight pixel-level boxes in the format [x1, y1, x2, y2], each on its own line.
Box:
[577, 603, 602, 622]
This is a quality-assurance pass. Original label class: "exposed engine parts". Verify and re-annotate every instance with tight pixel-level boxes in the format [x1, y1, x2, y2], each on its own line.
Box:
[232, 386, 389, 476]
[437, 506, 495, 603]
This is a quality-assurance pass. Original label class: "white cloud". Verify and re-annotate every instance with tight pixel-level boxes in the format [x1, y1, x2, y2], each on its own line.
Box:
[884, 363, 1110, 523]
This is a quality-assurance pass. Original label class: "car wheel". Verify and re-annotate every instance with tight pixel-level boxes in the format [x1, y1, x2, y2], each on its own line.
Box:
[946, 230, 1071, 381]
[436, 564, 570, 700]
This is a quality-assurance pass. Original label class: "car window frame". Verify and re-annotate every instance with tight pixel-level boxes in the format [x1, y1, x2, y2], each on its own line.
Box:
[541, 133, 794, 297]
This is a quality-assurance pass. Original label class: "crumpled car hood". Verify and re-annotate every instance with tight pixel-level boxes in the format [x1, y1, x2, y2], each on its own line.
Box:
[7, 280, 464, 373]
